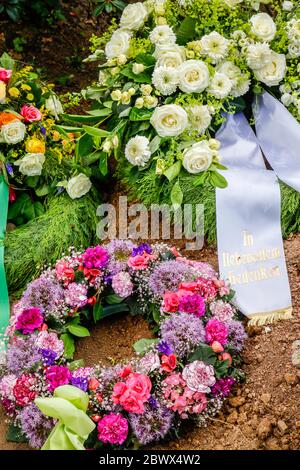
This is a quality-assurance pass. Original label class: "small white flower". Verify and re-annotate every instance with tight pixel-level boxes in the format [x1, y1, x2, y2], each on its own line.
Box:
[150, 25, 176, 45]
[140, 84, 153, 95]
[282, 1, 294, 11]
[132, 63, 145, 74]
[111, 89, 122, 101]
[152, 66, 178, 95]
[200, 32, 229, 63]
[255, 52, 286, 87]
[15, 153, 45, 176]
[150, 104, 188, 137]
[117, 54, 127, 65]
[216, 61, 242, 87]
[135, 97, 144, 108]
[182, 140, 214, 174]
[287, 19, 300, 42]
[250, 13, 276, 42]
[281, 93, 293, 107]
[120, 2, 148, 30]
[155, 44, 186, 68]
[105, 29, 131, 59]
[231, 75, 251, 97]
[288, 43, 300, 58]
[187, 105, 212, 134]
[0, 120, 26, 145]
[67, 174, 92, 199]
[45, 95, 64, 119]
[209, 72, 232, 99]
[178, 60, 210, 93]
[246, 43, 272, 70]
[125, 136, 151, 166]
[144, 95, 158, 109]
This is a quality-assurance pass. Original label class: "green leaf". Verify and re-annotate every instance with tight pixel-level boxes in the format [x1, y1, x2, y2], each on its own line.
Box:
[7, 193, 31, 220]
[170, 180, 183, 209]
[176, 17, 197, 45]
[0, 53, 15, 71]
[76, 133, 94, 159]
[188, 343, 217, 365]
[6, 424, 28, 444]
[129, 107, 153, 121]
[93, 303, 103, 323]
[228, 97, 246, 113]
[86, 108, 112, 117]
[102, 303, 130, 318]
[149, 135, 161, 154]
[33, 202, 45, 218]
[215, 360, 230, 379]
[106, 294, 124, 304]
[62, 113, 109, 125]
[193, 172, 207, 187]
[133, 338, 158, 353]
[210, 171, 228, 189]
[164, 161, 182, 182]
[69, 359, 85, 371]
[61, 333, 75, 359]
[67, 324, 90, 337]
[82, 126, 110, 138]
[99, 152, 108, 176]
[152, 307, 161, 324]
[35, 184, 50, 197]
[26, 176, 39, 188]
[121, 64, 152, 84]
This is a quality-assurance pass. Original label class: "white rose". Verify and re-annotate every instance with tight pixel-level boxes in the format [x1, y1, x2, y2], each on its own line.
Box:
[15, 153, 45, 176]
[255, 52, 286, 87]
[178, 60, 210, 93]
[105, 29, 131, 59]
[45, 95, 64, 119]
[188, 105, 212, 134]
[0, 81, 6, 104]
[149, 25, 176, 45]
[120, 2, 148, 30]
[150, 104, 188, 137]
[152, 66, 178, 95]
[288, 43, 300, 59]
[125, 135, 151, 166]
[155, 44, 186, 68]
[209, 72, 233, 99]
[67, 173, 92, 199]
[216, 61, 242, 86]
[200, 32, 229, 63]
[182, 141, 214, 174]
[250, 13, 276, 42]
[0, 120, 26, 145]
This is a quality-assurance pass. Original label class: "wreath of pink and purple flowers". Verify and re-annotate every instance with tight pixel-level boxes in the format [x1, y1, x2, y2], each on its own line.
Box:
[0, 241, 246, 449]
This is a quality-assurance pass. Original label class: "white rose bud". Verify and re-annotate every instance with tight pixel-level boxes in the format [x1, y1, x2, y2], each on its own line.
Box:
[128, 87, 136, 96]
[45, 95, 64, 120]
[144, 95, 158, 109]
[67, 173, 92, 199]
[111, 89, 122, 101]
[110, 67, 120, 76]
[141, 84, 153, 95]
[135, 97, 144, 108]
[117, 54, 127, 65]
[282, 1, 294, 11]
[15, 153, 45, 176]
[156, 17, 167, 26]
[132, 63, 145, 75]
[186, 50, 195, 59]
[154, 5, 165, 15]
[208, 138, 221, 151]
[121, 91, 131, 105]
[112, 135, 119, 148]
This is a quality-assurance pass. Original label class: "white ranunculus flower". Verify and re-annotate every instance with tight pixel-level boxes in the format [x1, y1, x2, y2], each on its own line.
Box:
[15, 153, 45, 176]
[223, 0, 243, 6]
[250, 13, 276, 42]
[152, 66, 178, 95]
[255, 52, 286, 87]
[216, 61, 242, 87]
[155, 44, 186, 68]
[178, 60, 210, 93]
[288, 43, 300, 59]
[67, 173, 92, 199]
[188, 105, 212, 134]
[182, 141, 214, 174]
[105, 29, 131, 59]
[209, 72, 233, 99]
[125, 136, 151, 166]
[246, 43, 272, 70]
[45, 95, 64, 119]
[149, 25, 176, 45]
[120, 2, 148, 30]
[0, 120, 26, 145]
[150, 104, 188, 137]
[200, 32, 229, 63]
[231, 75, 251, 97]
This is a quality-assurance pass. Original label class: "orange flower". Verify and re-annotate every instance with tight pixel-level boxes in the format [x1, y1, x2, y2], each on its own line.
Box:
[0, 112, 20, 128]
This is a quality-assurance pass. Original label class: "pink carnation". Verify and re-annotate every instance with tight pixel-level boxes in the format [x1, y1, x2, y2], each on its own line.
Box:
[55, 260, 75, 284]
[178, 293, 205, 318]
[35, 331, 64, 357]
[195, 277, 218, 301]
[45, 365, 71, 392]
[210, 300, 234, 322]
[205, 318, 228, 346]
[20, 104, 42, 123]
[83, 245, 109, 269]
[64, 282, 88, 308]
[97, 413, 128, 445]
[112, 373, 152, 414]
[13, 374, 36, 406]
[15, 307, 44, 334]
[182, 361, 216, 393]
[213, 278, 230, 297]
[0, 68, 12, 83]
[119, 389, 145, 414]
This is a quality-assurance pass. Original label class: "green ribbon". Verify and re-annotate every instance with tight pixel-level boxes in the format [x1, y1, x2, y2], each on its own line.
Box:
[0, 176, 9, 352]
[35, 385, 96, 450]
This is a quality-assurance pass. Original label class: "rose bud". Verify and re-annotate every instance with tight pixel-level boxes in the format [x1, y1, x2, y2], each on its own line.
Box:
[211, 341, 224, 353]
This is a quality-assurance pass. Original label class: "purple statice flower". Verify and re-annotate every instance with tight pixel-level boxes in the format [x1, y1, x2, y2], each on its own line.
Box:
[157, 341, 173, 356]
[105, 239, 136, 275]
[39, 125, 47, 138]
[19, 403, 54, 448]
[132, 243, 152, 257]
[64, 282, 88, 308]
[179, 293, 205, 318]
[149, 260, 196, 297]
[225, 320, 247, 352]
[104, 274, 113, 285]
[5, 162, 14, 176]
[7, 336, 42, 374]
[72, 367, 95, 379]
[21, 274, 65, 318]
[111, 271, 133, 298]
[160, 312, 205, 359]
[148, 396, 158, 409]
[211, 377, 235, 398]
[99, 364, 122, 385]
[40, 349, 57, 366]
[129, 403, 173, 445]
[71, 376, 88, 392]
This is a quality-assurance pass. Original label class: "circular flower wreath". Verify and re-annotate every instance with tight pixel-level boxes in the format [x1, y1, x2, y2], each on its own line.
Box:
[0, 241, 246, 449]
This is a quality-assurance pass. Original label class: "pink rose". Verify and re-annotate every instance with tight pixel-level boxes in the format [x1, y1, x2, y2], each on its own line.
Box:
[127, 253, 156, 270]
[20, 104, 42, 123]
[112, 382, 127, 404]
[161, 354, 177, 373]
[162, 292, 179, 313]
[0, 68, 12, 83]
[126, 373, 152, 400]
[178, 281, 198, 293]
[119, 389, 145, 414]
[55, 260, 75, 284]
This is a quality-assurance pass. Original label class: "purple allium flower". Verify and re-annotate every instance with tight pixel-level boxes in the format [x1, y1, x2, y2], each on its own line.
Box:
[21, 274, 65, 317]
[211, 377, 235, 397]
[40, 349, 57, 366]
[132, 243, 152, 257]
[5, 162, 14, 176]
[160, 312, 205, 359]
[179, 293, 205, 318]
[19, 403, 54, 448]
[225, 320, 247, 352]
[149, 260, 196, 297]
[64, 282, 88, 308]
[111, 271, 133, 298]
[71, 376, 88, 392]
[83, 245, 109, 269]
[157, 341, 173, 356]
[7, 336, 42, 373]
[106, 239, 136, 275]
[129, 403, 173, 445]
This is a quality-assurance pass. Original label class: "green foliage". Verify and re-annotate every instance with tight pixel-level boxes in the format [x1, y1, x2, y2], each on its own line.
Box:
[92, 0, 126, 16]
[188, 343, 217, 365]
[6, 424, 28, 444]
[61, 333, 75, 360]
[133, 338, 158, 354]
[0, 0, 63, 23]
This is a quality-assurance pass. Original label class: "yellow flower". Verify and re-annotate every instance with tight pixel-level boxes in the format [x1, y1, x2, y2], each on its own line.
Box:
[0, 82, 6, 103]
[26, 138, 46, 154]
[27, 93, 34, 101]
[8, 87, 20, 98]
[21, 84, 31, 91]
[52, 130, 61, 142]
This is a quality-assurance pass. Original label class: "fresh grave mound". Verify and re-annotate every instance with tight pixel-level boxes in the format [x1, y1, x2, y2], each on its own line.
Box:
[76, 0, 300, 243]
[0, 241, 246, 450]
